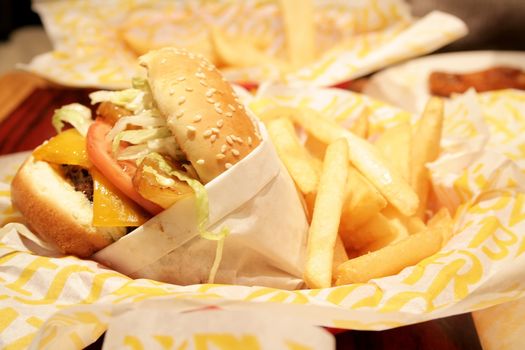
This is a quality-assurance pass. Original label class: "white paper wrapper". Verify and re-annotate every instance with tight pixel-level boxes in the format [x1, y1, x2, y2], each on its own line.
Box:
[23, 0, 467, 88]
[3, 87, 525, 349]
[23, 300, 334, 350]
[94, 123, 309, 290]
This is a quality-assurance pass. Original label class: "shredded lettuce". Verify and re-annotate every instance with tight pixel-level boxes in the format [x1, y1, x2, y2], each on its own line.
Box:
[112, 127, 172, 156]
[89, 89, 144, 112]
[90, 77, 182, 162]
[147, 153, 229, 283]
[52, 103, 93, 137]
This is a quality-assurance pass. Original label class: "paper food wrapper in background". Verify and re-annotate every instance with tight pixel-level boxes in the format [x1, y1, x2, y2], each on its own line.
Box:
[3, 87, 525, 348]
[25, 0, 467, 89]
[93, 123, 309, 290]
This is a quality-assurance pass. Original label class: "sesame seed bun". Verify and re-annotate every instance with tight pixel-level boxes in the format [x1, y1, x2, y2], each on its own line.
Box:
[139, 47, 261, 184]
[10, 156, 126, 257]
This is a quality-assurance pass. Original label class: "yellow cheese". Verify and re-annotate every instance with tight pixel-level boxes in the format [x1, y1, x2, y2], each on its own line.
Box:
[92, 168, 148, 227]
[33, 128, 92, 168]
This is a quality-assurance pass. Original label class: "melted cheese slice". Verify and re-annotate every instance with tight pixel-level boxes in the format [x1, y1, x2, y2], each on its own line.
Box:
[33, 129, 148, 227]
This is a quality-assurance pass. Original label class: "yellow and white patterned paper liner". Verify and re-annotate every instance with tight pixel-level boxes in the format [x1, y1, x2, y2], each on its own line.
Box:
[24, 0, 466, 89]
[3, 89, 525, 349]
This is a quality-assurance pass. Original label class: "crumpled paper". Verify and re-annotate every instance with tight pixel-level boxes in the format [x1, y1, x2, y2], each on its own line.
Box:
[24, 0, 467, 88]
[93, 123, 309, 290]
[2, 88, 525, 349]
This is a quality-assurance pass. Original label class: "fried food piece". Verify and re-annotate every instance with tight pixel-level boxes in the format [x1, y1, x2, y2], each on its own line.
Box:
[429, 66, 525, 97]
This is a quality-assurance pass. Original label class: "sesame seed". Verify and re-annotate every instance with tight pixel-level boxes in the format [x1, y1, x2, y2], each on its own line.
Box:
[228, 104, 236, 111]
[238, 104, 244, 110]
[216, 153, 226, 160]
[176, 110, 184, 118]
[178, 96, 186, 105]
[195, 71, 205, 79]
[225, 112, 233, 118]
[160, 58, 167, 64]
[211, 127, 220, 134]
[177, 76, 186, 82]
[196, 159, 205, 165]
[226, 136, 234, 145]
[221, 145, 228, 153]
[232, 149, 240, 157]
[169, 88, 175, 96]
[206, 88, 216, 97]
[216, 119, 224, 128]
[225, 163, 232, 169]
[215, 107, 223, 114]
[199, 80, 207, 87]
[193, 114, 202, 122]
[210, 135, 217, 143]
[248, 136, 253, 146]
[235, 136, 244, 144]
[206, 98, 215, 104]
[203, 129, 213, 138]
[185, 86, 194, 92]
[186, 125, 196, 138]
[214, 102, 221, 108]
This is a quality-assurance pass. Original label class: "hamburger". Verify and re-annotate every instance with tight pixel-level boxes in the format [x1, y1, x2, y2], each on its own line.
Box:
[11, 47, 261, 258]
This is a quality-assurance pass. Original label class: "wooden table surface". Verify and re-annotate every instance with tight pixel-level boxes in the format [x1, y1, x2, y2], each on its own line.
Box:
[0, 71, 484, 350]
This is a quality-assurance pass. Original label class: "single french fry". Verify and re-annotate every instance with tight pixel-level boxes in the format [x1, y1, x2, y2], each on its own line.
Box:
[343, 212, 397, 251]
[348, 107, 369, 139]
[339, 166, 387, 246]
[335, 226, 445, 285]
[375, 122, 412, 182]
[428, 207, 454, 243]
[290, 107, 419, 216]
[361, 216, 409, 253]
[304, 133, 327, 160]
[381, 204, 427, 235]
[411, 97, 445, 219]
[259, 106, 301, 124]
[406, 216, 427, 234]
[332, 235, 349, 277]
[304, 138, 349, 289]
[210, 27, 287, 69]
[267, 118, 320, 196]
[278, 0, 315, 68]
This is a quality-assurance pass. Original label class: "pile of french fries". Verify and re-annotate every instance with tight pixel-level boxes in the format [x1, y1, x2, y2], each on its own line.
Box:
[121, 0, 316, 72]
[262, 97, 454, 288]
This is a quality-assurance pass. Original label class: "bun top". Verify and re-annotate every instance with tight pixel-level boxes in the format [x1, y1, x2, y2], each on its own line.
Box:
[139, 47, 261, 184]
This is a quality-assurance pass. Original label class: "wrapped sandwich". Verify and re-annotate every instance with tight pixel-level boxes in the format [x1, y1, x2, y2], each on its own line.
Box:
[11, 47, 309, 289]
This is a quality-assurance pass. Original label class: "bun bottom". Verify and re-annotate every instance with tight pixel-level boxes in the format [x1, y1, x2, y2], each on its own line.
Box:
[10, 156, 125, 257]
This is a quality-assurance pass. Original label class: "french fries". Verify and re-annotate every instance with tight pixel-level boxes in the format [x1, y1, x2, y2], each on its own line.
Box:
[375, 122, 411, 181]
[304, 139, 349, 289]
[334, 226, 446, 285]
[339, 166, 387, 246]
[411, 97, 445, 219]
[267, 118, 320, 217]
[210, 28, 281, 69]
[288, 107, 419, 216]
[347, 107, 369, 139]
[261, 97, 453, 288]
[278, 0, 316, 68]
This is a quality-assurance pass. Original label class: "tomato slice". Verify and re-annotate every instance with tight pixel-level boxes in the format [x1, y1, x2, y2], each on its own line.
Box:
[86, 119, 163, 215]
